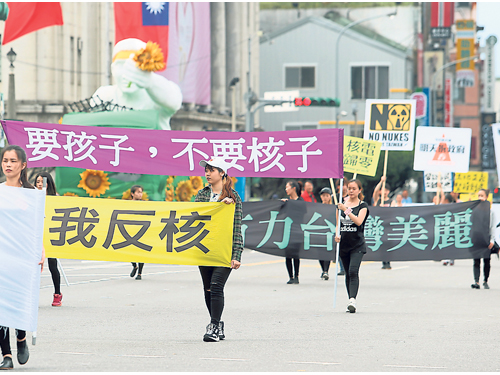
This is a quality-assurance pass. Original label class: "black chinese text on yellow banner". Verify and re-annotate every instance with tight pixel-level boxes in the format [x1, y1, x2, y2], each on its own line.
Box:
[44, 196, 235, 267]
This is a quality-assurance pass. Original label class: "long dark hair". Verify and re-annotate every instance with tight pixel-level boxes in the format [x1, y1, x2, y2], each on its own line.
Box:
[287, 179, 302, 197]
[205, 165, 236, 201]
[34, 171, 57, 196]
[1, 145, 34, 189]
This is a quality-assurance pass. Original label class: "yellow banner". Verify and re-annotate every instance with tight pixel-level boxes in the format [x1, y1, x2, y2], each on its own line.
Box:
[44, 196, 235, 267]
[453, 171, 488, 193]
[343, 136, 382, 176]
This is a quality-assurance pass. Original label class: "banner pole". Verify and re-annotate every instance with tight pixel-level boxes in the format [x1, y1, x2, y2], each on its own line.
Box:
[353, 173, 357, 180]
[57, 258, 70, 287]
[333, 178, 344, 309]
[329, 178, 338, 205]
[381, 150, 389, 206]
[437, 171, 442, 203]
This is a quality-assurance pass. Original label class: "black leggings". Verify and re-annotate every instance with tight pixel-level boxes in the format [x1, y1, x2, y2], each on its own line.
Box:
[0, 327, 25, 356]
[48, 258, 61, 295]
[473, 257, 491, 283]
[339, 250, 364, 299]
[319, 260, 330, 273]
[199, 266, 232, 325]
[131, 262, 144, 274]
[285, 258, 300, 278]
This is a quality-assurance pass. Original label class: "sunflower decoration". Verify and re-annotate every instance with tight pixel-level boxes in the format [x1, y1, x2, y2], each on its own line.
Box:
[231, 177, 238, 186]
[175, 180, 194, 202]
[165, 186, 174, 202]
[63, 192, 79, 197]
[166, 176, 175, 185]
[189, 176, 204, 192]
[134, 41, 165, 72]
[122, 188, 149, 201]
[77, 170, 111, 198]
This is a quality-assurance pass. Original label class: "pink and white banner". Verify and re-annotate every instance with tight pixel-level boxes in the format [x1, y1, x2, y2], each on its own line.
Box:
[161, 2, 211, 105]
[2, 121, 344, 178]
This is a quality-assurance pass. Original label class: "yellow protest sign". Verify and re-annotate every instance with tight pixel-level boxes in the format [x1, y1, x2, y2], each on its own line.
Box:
[44, 196, 235, 267]
[453, 171, 488, 193]
[343, 136, 382, 177]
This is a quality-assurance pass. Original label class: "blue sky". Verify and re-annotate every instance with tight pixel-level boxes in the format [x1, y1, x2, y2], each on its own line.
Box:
[476, 2, 500, 77]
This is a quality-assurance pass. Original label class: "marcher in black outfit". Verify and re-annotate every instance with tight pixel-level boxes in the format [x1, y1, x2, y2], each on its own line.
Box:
[35, 172, 63, 306]
[335, 179, 369, 313]
[282, 180, 303, 284]
[1, 145, 45, 369]
[472, 189, 494, 289]
[129, 185, 146, 280]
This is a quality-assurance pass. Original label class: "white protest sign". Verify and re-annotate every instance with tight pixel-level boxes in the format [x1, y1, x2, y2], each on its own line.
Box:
[423, 171, 453, 192]
[491, 204, 500, 245]
[363, 99, 417, 151]
[413, 126, 471, 173]
[0, 185, 45, 332]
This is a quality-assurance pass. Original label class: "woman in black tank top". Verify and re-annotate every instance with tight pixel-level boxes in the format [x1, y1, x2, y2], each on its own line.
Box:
[335, 179, 369, 313]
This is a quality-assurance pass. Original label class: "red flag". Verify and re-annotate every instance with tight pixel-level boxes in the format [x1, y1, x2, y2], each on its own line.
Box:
[3, 2, 63, 45]
[114, 2, 169, 66]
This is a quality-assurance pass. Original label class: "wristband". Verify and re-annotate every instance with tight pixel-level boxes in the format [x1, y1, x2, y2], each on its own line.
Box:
[344, 208, 352, 216]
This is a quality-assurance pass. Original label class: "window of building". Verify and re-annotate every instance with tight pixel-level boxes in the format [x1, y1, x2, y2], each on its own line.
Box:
[70, 36, 74, 85]
[284, 66, 316, 89]
[350, 65, 389, 99]
[453, 84, 465, 102]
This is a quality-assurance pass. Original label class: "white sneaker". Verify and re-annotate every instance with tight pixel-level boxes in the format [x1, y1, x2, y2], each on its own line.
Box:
[347, 298, 356, 313]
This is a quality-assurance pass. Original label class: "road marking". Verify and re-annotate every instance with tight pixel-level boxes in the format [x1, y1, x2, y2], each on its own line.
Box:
[384, 365, 446, 369]
[244, 260, 283, 267]
[290, 361, 341, 365]
[40, 269, 196, 288]
[111, 354, 166, 358]
[200, 358, 249, 362]
[56, 351, 94, 355]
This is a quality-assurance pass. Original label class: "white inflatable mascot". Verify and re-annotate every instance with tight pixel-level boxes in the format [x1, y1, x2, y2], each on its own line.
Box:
[92, 38, 183, 130]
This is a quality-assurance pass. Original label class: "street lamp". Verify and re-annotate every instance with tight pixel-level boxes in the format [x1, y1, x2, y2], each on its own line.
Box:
[431, 55, 479, 126]
[229, 77, 240, 132]
[334, 7, 398, 127]
[7, 48, 17, 119]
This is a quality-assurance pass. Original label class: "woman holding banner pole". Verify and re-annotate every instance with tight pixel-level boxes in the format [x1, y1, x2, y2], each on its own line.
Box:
[0, 145, 45, 369]
[335, 179, 369, 313]
[35, 172, 63, 306]
[195, 157, 243, 342]
[282, 180, 304, 284]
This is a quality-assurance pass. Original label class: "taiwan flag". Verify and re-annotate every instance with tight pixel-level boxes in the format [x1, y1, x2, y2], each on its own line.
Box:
[3, 2, 64, 45]
[114, 2, 169, 67]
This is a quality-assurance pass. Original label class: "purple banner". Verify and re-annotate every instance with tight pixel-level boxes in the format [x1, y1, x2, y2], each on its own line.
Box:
[2, 121, 344, 178]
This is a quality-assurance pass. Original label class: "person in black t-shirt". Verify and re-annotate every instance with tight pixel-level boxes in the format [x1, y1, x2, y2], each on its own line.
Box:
[282, 180, 303, 284]
[335, 179, 369, 313]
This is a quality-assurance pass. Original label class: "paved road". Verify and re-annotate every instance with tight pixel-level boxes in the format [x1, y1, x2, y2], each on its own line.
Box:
[10, 251, 500, 371]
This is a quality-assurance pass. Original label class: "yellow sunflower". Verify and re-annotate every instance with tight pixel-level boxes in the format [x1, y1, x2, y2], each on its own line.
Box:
[63, 192, 78, 197]
[122, 189, 149, 201]
[77, 170, 111, 198]
[175, 180, 194, 202]
[133, 41, 165, 72]
[189, 176, 204, 192]
[165, 187, 174, 202]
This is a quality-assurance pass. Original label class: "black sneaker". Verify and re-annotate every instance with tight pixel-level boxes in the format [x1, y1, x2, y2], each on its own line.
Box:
[287, 278, 294, 284]
[320, 272, 326, 279]
[0, 356, 13, 369]
[218, 321, 225, 340]
[323, 272, 329, 280]
[135, 274, 142, 280]
[16, 339, 29, 365]
[483, 282, 490, 289]
[471, 283, 480, 289]
[203, 323, 220, 342]
[338, 270, 345, 276]
[293, 276, 299, 284]
[130, 266, 138, 278]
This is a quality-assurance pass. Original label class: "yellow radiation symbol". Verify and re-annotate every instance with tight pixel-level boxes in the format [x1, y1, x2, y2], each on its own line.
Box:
[387, 104, 411, 131]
